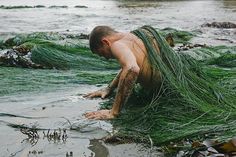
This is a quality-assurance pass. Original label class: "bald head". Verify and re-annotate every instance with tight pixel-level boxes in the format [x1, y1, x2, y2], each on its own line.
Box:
[89, 26, 117, 53]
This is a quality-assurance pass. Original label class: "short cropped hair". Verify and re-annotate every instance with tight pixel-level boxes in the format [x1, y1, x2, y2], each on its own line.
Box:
[89, 26, 117, 53]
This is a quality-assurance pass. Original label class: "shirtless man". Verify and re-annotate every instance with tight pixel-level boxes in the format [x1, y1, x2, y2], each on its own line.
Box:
[84, 26, 163, 120]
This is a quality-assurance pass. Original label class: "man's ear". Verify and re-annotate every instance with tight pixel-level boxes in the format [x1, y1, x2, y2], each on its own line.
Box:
[101, 38, 110, 46]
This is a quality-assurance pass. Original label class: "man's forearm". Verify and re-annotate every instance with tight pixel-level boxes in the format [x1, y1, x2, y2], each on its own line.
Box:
[111, 68, 139, 116]
[107, 69, 122, 91]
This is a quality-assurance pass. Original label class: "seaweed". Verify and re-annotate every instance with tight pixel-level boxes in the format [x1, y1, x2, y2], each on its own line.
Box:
[1, 29, 235, 153]
[111, 26, 236, 149]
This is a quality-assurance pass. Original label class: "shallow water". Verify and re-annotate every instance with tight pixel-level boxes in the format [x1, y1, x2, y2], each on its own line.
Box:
[0, 0, 236, 45]
[0, 0, 236, 156]
[0, 85, 161, 157]
[0, 85, 108, 156]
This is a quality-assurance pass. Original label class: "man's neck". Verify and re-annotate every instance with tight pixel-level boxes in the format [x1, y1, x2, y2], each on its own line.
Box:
[108, 32, 126, 43]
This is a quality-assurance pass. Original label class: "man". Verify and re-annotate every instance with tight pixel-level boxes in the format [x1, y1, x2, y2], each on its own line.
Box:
[84, 26, 171, 120]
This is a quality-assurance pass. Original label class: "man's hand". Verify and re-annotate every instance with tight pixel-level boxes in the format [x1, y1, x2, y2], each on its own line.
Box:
[84, 110, 115, 120]
[84, 87, 110, 99]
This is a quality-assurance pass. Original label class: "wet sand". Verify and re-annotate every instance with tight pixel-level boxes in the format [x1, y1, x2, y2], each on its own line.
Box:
[0, 85, 162, 157]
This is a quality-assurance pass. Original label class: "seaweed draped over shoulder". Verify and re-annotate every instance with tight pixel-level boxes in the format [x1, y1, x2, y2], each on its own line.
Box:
[131, 25, 235, 111]
[114, 25, 236, 145]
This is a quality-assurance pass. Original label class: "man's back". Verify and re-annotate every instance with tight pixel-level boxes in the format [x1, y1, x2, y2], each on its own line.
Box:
[111, 32, 161, 90]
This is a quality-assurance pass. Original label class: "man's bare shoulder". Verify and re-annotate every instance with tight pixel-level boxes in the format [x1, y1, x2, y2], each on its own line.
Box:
[110, 37, 131, 54]
[111, 33, 139, 49]
[111, 40, 127, 48]
[110, 40, 133, 59]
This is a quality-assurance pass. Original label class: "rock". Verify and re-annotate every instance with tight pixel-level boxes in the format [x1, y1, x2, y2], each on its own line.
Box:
[49, 5, 68, 9]
[79, 33, 89, 39]
[64, 33, 89, 39]
[208, 147, 219, 154]
[218, 137, 236, 153]
[34, 5, 45, 8]
[208, 154, 225, 157]
[177, 43, 207, 52]
[0, 49, 44, 69]
[74, 5, 88, 8]
[13, 45, 31, 56]
[201, 22, 236, 29]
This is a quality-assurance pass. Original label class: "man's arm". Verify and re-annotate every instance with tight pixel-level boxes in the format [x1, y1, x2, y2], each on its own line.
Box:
[85, 42, 140, 119]
[107, 69, 122, 92]
[84, 69, 121, 99]
[110, 42, 140, 116]
[111, 66, 139, 116]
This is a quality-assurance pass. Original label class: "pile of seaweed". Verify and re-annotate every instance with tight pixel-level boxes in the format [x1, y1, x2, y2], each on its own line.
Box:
[0, 32, 118, 95]
[105, 26, 236, 152]
[0, 32, 117, 70]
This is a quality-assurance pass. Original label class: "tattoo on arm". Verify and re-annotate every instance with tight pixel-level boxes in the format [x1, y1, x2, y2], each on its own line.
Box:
[108, 69, 122, 91]
[112, 69, 138, 115]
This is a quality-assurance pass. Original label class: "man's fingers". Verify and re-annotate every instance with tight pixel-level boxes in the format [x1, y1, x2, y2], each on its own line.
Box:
[84, 90, 108, 99]
[88, 114, 105, 120]
[85, 112, 100, 119]
[86, 93, 95, 98]
[101, 94, 106, 99]
[84, 112, 95, 117]
[85, 111, 104, 119]
[86, 114, 97, 119]
[84, 110, 113, 120]
[101, 93, 109, 99]
[84, 92, 100, 98]
[83, 93, 93, 98]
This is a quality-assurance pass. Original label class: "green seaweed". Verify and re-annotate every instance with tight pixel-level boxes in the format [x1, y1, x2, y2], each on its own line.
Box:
[31, 43, 119, 70]
[0, 32, 119, 70]
[160, 27, 195, 44]
[0, 67, 115, 96]
[206, 54, 236, 67]
[1, 29, 235, 153]
[110, 26, 236, 149]
[0, 32, 120, 95]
